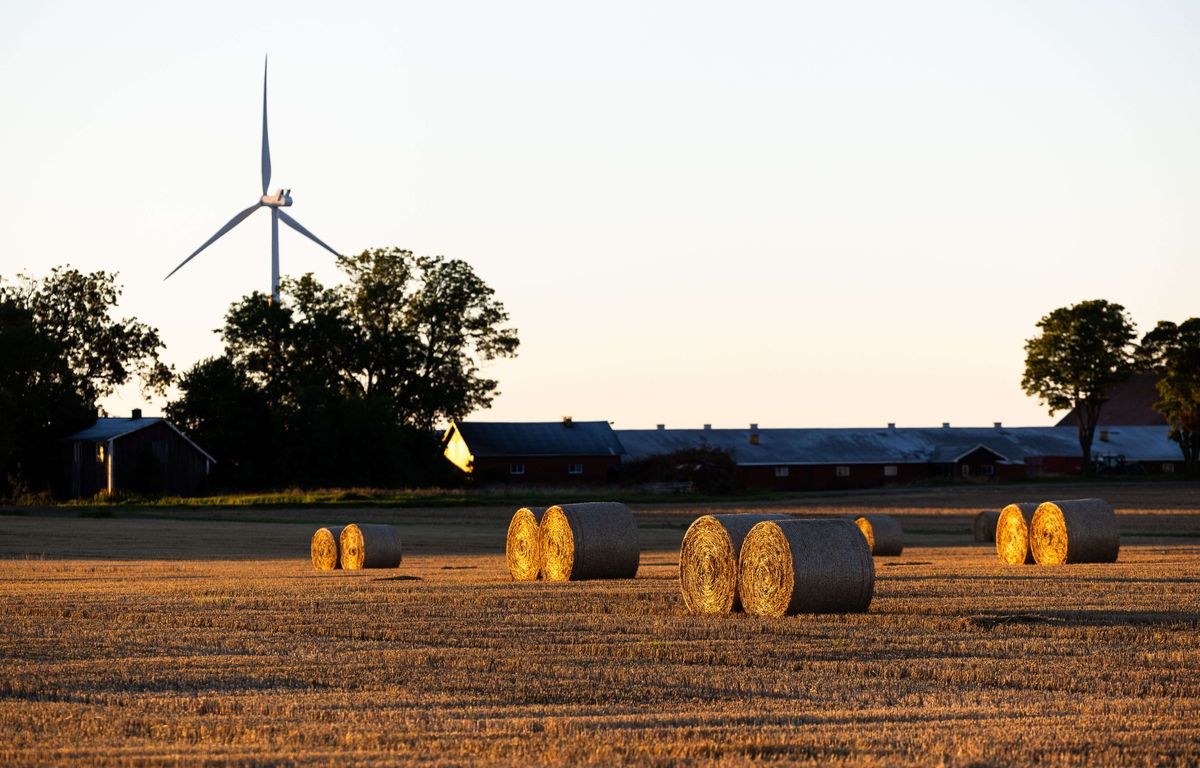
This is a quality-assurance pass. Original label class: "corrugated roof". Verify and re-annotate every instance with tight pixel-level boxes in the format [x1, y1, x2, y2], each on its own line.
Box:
[64, 417, 217, 464]
[65, 418, 166, 442]
[615, 426, 1181, 465]
[452, 421, 625, 457]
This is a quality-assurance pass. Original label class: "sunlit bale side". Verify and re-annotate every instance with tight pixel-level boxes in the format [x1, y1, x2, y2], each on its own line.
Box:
[505, 507, 546, 581]
[738, 519, 875, 617]
[1031, 499, 1120, 565]
[678, 514, 790, 615]
[540, 502, 640, 581]
[339, 524, 403, 570]
[310, 525, 346, 570]
[853, 515, 904, 556]
[995, 503, 1039, 565]
[973, 510, 1001, 542]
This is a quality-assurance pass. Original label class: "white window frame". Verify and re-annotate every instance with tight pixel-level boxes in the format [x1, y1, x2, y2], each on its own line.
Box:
[961, 464, 970, 476]
[1163, 463, 1175, 474]
[836, 466, 850, 478]
[979, 464, 995, 476]
[774, 466, 789, 478]
[883, 465, 898, 477]
[509, 462, 525, 476]
[567, 463, 583, 475]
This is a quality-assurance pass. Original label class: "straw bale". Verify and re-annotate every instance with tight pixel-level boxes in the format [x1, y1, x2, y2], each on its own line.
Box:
[973, 510, 1001, 542]
[853, 515, 904, 556]
[678, 513, 789, 614]
[310, 525, 345, 570]
[1031, 498, 1120, 565]
[995, 503, 1039, 565]
[738, 519, 874, 616]
[540, 502, 640, 581]
[505, 507, 546, 581]
[339, 523, 403, 570]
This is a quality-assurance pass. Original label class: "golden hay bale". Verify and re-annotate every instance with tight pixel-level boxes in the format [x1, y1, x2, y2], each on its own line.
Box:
[339, 524, 403, 570]
[310, 525, 346, 570]
[505, 507, 546, 581]
[973, 510, 1001, 542]
[995, 503, 1039, 565]
[540, 502, 640, 581]
[679, 513, 790, 615]
[853, 515, 904, 556]
[738, 519, 874, 616]
[1030, 498, 1120, 565]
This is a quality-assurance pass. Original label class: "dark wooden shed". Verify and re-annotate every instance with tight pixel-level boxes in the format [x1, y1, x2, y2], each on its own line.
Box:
[61, 411, 216, 499]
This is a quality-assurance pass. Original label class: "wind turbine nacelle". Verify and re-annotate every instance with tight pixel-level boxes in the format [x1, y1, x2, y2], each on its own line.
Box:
[261, 189, 293, 207]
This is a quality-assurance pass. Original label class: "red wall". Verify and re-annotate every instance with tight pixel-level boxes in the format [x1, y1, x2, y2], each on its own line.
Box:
[472, 455, 621, 484]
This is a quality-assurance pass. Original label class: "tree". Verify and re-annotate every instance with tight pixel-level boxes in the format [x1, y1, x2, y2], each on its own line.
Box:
[1136, 319, 1200, 473]
[167, 248, 518, 488]
[0, 268, 169, 497]
[1022, 300, 1137, 475]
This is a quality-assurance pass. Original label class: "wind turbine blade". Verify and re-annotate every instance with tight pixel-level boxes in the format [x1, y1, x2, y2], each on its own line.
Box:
[261, 55, 271, 195]
[277, 210, 339, 257]
[165, 203, 263, 280]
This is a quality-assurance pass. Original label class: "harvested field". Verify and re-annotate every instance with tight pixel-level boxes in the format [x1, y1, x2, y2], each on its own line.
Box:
[2, 485, 1200, 765]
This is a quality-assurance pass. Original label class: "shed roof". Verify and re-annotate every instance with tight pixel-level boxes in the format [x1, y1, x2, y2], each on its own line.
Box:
[450, 420, 625, 457]
[64, 417, 216, 463]
[615, 425, 1180, 465]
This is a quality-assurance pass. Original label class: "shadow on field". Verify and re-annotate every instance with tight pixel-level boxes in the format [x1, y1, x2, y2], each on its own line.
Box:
[374, 575, 422, 582]
[959, 610, 1200, 631]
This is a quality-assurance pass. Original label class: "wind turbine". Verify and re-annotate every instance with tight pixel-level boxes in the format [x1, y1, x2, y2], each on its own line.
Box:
[166, 56, 339, 303]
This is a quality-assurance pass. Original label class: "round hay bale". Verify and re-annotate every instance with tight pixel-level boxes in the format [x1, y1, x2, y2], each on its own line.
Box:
[973, 510, 1001, 542]
[995, 503, 1039, 565]
[540, 502, 640, 581]
[339, 524, 403, 570]
[311, 525, 346, 570]
[1030, 499, 1120, 565]
[505, 507, 546, 581]
[853, 515, 904, 556]
[738, 519, 874, 616]
[679, 513, 790, 615]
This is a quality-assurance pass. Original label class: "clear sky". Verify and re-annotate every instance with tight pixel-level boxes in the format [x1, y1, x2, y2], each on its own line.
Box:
[2, 1, 1197, 429]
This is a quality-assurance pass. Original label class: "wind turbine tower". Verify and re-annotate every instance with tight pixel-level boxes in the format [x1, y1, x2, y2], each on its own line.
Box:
[166, 57, 339, 303]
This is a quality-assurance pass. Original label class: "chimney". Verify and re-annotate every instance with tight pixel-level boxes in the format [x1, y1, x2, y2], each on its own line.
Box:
[562, 416, 573, 428]
[749, 423, 760, 446]
[131, 408, 142, 420]
[703, 424, 712, 431]
[942, 422, 950, 429]
[994, 421, 1002, 429]
[1100, 430, 1109, 443]
[656, 424, 665, 431]
[887, 422, 895, 431]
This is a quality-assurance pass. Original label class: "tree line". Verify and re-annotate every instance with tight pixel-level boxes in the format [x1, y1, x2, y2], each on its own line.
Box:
[0, 248, 518, 498]
[1022, 299, 1199, 474]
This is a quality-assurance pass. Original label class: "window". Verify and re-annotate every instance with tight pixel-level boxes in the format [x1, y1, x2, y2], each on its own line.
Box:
[979, 464, 995, 476]
[774, 467, 789, 478]
[1163, 463, 1175, 474]
[509, 463, 525, 476]
[961, 464, 970, 476]
[836, 466, 850, 478]
[96, 443, 105, 463]
[883, 465, 897, 477]
[568, 463, 583, 475]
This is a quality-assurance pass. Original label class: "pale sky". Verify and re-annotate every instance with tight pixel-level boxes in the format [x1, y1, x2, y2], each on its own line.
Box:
[2, 1, 1197, 429]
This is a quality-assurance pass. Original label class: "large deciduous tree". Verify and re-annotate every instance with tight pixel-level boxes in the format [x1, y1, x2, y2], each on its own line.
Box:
[0, 268, 170, 497]
[1022, 299, 1137, 475]
[1136, 319, 1200, 473]
[168, 248, 518, 488]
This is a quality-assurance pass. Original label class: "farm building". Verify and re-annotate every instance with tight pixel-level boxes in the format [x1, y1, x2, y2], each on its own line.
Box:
[442, 418, 624, 483]
[61, 410, 216, 498]
[441, 418, 1184, 489]
[1056, 372, 1168, 427]
[617, 424, 1185, 490]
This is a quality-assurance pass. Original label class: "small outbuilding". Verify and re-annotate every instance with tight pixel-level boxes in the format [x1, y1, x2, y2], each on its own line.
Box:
[443, 418, 624, 483]
[61, 410, 215, 498]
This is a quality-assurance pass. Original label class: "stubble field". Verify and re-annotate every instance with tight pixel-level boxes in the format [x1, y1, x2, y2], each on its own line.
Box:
[2, 482, 1199, 766]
